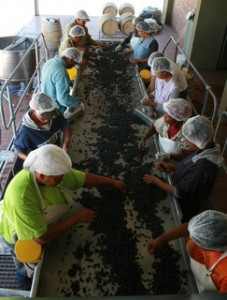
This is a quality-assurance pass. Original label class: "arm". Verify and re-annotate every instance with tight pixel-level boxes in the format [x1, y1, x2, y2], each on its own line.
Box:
[62, 127, 72, 152]
[143, 174, 174, 194]
[84, 172, 127, 192]
[147, 223, 189, 255]
[138, 124, 157, 150]
[17, 151, 28, 161]
[147, 75, 156, 94]
[34, 209, 96, 244]
[55, 71, 80, 108]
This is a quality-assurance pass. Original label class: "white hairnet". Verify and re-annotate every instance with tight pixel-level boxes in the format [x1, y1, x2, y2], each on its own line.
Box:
[74, 10, 90, 21]
[182, 115, 214, 149]
[69, 25, 85, 37]
[151, 57, 173, 74]
[188, 210, 227, 251]
[163, 98, 192, 121]
[136, 21, 152, 33]
[132, 17, 144, 25]
[29, 93, 56, 114]
[148, 51, 164, 67]
[23, 144, 72, 176]
[62, 47, 82, 63]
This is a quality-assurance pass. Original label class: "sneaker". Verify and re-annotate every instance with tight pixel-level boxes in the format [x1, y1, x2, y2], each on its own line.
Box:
[63, 104, 85, 121]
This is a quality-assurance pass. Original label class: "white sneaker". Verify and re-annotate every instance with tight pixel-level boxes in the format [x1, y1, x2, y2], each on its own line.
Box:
[63, 103, 85, 121]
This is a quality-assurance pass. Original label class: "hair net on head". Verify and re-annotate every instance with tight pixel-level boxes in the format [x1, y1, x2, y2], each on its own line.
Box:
[29, 93, 56, 114]
[151, 57, 173, 73]
[132, 17, 144, 25]
[69, 25, 85, 37]
[23, 144, 72, 176]
[62, 47, 82, 63]
[74, 10, 90, 21]
[163, 98, 192, 121]
[148, 51, 164, 67]
[188, 210, 227, 251]
[182, 115, 214, 149]
[136, 21, 152, 33]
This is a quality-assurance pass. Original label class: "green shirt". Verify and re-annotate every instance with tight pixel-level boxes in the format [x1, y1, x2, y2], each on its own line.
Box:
[0, 169, 86, 243]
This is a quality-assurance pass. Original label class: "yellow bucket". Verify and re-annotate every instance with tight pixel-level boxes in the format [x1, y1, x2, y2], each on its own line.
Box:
[139, 69, 151, 83]
[67, 67, 78, 81]
[15, 240, 42, 263]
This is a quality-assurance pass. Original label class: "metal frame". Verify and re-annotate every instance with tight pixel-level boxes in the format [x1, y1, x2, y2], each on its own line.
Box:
[162, 36, 218, 123]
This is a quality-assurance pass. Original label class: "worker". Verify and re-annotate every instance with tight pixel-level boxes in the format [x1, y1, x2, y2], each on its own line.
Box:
[147, 52, 188, 96]
[13, 92, 72, 160]
[114, 17, 144, 52]
[122, 21, 158, 71]
[147, 210, 227, 293]
[64, 10, 105, 48]
[59, 25, 88, 63]
[141, 57, 187, 117]
[138, 98, 192, 161]
[143, 115, 223, 223]
[0, 144, 127, 289]
[41, 47, 83, 120]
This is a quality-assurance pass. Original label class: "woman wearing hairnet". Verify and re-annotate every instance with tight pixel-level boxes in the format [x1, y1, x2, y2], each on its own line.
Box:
[13, 93, 72, 160]
[115, 17, 144, 52]
[142, 57, 188, 118]
[122, 21, 158, 71]
[138, 98, 192, 160]
[0, 144, 127, 289]
[143, 115, 223, 222]
[147, 210, 227, 293]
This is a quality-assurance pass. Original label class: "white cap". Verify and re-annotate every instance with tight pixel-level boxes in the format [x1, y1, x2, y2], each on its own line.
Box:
[23, 144, 72, 176]
[69, 25, 85, 37]
[151, 57, 173, 74]
[74, 10, 90, 21]
[182, 115, 214, 149]
[188, 210, 227, 251]
[163, 98, 192, 121]
[62, 47, 83, 63]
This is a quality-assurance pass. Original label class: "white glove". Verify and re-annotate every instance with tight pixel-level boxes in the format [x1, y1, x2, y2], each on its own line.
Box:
[80, 101, 85, 111]
[155, 152, 171, 161]
[115, 44, 123, 52]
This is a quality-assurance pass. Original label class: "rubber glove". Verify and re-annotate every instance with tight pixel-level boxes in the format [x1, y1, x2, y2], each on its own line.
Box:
[155, 152, 171, 161]
[115, 44, 123, 52]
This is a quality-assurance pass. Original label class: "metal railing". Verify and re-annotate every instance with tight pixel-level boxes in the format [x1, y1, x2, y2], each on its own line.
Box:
[214, 111, 227, 173]
[162, 36, 218, 123]
[0, 33, 49, 196]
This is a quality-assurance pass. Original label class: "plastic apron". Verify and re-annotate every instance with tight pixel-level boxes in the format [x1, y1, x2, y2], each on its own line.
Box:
[130, 37, 140, 49]
[190, 251, 227, 293]
[158, 135, 182, 155]
[32, 173, 73, 224]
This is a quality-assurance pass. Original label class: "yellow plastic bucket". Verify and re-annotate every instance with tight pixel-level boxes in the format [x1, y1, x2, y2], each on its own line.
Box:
[67, 67, 78, 81]
[139, 69, 151, 83]
[15, 240, 42, 263]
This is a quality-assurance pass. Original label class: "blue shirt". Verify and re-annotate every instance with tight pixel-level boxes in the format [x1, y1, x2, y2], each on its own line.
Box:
[41, 56, 80, 113]
[13, 112, 70, 154]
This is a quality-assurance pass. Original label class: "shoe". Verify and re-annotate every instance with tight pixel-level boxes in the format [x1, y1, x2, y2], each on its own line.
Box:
[63, 103, 85, 121]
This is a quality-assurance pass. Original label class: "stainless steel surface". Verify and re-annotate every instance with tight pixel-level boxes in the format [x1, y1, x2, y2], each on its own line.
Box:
[0, 36, 37, 81]
[33, 47, 197, 297]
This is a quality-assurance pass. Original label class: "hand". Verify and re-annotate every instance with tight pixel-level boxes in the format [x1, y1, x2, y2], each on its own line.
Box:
[147, 237, 165, 255]
[115, 44, 123, 52]
[143, 174, 157, 185]
[62, 142, 70, 152]
[138, 139, 146, 151]
[75, 209, 96, 223]
[155, 152, 171, 161]
[141, 98, 155, 107]
[112, 180, 127, 192]
[121, 49, 132, 57]
[130, 59, 137, 65]
[156, 162, 174, 173]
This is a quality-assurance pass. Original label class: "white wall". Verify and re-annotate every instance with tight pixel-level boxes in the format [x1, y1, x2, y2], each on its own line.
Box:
[38, 0, 164, 17]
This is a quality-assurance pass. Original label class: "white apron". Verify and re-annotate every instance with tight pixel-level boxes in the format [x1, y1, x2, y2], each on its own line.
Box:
[190, 251, 227, 293]
[158, 135, 182, 155]
[32, 173, 73, 225]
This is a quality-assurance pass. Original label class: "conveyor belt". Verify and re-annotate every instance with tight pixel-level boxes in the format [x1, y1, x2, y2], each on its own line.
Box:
[33, 44, 197, 297]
